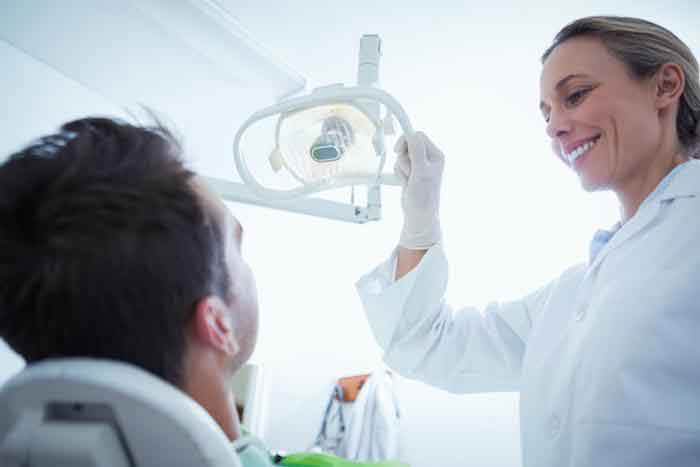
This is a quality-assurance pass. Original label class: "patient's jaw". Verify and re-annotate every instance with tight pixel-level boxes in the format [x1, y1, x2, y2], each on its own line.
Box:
[181, 304, 243, 441]
[180, 180, 260, 441]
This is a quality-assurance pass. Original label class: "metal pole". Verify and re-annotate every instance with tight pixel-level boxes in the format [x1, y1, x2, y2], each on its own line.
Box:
[358, 34, 383, 221]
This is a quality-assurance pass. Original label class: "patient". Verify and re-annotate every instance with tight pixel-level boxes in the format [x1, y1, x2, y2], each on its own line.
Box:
[0, 117, 258, 442]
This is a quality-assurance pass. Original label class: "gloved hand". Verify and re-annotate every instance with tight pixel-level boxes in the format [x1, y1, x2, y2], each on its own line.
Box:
[393, 131, 444, 249]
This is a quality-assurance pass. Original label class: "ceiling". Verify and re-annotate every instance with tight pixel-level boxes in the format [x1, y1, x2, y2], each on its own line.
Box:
[226, 0, 700, 133]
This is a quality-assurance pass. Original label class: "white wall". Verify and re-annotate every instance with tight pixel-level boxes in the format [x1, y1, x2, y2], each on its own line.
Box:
[0, 41, 127, 160]
[0, 340, 23, 387]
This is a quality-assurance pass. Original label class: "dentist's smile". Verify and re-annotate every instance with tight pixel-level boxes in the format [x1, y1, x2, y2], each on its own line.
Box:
[563, 134, 601, 166]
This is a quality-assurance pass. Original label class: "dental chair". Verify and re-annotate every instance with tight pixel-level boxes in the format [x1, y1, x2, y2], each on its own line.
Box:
[0, 358, 242, 467]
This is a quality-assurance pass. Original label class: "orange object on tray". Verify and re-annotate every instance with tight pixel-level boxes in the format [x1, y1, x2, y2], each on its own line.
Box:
[336, 373, 369, 402]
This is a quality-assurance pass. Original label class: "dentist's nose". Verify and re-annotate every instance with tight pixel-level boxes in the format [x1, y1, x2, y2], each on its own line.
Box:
[546, 108, 572, 163]
[546, 108, 572, 140]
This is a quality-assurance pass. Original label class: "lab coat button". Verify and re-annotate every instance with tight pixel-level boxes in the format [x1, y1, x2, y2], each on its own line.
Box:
[549, 415, 561, 437]
[575, 307, 586, 321]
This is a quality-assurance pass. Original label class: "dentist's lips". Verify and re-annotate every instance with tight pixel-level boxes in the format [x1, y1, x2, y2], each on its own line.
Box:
[564, 135, 601, 167]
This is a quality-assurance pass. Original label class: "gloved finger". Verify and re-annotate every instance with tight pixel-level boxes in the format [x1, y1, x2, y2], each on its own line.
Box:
[396, 151, 411, 176]
[405, 131, 429, 172]
[422, 133, 445, 165]
[393, 157, 409, 185]
[394, 134, 408, 156]
[394, 152, 410, 184]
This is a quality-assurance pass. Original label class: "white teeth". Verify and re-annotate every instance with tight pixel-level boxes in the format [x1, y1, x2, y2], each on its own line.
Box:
[565, 137, 598, 165]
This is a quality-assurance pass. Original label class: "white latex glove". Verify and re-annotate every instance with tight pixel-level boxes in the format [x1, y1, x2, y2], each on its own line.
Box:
[393, 131, 444, 249]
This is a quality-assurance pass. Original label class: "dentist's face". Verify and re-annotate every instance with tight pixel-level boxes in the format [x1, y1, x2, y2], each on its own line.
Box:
[539, 37, 661, 192]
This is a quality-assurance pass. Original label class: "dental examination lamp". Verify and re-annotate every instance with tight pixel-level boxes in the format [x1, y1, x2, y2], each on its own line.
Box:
[204, 35, 412, 223]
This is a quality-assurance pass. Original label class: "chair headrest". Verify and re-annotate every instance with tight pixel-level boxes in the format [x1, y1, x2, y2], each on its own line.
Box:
[0, 358, 241, 467]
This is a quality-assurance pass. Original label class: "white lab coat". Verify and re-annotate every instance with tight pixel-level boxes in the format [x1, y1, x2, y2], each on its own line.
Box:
[356, 160, 700, 467]
[337, 370, 400, 461]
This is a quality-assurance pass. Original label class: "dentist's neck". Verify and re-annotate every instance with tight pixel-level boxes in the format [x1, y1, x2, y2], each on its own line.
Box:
[616, 146, 688, 224]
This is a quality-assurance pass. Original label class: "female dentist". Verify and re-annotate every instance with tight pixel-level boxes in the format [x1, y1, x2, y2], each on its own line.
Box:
[356, 16, 700, 467]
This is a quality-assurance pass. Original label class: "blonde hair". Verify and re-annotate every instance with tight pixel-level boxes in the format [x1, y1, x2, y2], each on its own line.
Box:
[543, 16, 700, 157]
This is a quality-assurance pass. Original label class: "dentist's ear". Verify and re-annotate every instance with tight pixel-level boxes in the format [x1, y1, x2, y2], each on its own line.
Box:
[654, 63, 684, 109]
[193, 297, 239, 357]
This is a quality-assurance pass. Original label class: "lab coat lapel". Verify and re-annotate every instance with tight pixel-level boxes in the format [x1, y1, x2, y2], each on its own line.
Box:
[587, 160, 700, 274]
[586, 200, 662, 274]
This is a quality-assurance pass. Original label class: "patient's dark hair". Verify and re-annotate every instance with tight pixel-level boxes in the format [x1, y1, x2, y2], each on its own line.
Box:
[0, 117, 230, 386]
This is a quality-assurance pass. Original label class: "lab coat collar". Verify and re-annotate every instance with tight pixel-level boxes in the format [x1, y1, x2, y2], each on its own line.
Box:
[587, 159, 700, 273]
[657, 158, 700, 201]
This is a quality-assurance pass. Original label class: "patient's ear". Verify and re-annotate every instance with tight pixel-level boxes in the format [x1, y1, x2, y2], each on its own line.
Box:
[192, 297, 239, 356]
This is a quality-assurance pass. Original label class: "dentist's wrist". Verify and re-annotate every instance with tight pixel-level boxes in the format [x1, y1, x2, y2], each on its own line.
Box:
[399, 218, 441, 250]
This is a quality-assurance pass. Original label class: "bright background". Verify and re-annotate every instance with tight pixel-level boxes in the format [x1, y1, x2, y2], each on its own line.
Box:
[1, 2, 699, 466]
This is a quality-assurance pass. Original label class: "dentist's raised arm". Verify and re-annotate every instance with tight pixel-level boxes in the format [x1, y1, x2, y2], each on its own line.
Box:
[357, 126, 547, 394]
[393, 132, 445, 279]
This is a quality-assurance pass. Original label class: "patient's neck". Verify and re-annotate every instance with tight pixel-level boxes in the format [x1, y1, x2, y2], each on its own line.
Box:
[181, 350, 242, 441]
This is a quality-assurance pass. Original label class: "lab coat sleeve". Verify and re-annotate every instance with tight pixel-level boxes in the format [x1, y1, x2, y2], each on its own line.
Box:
[356, 244, 553, 394]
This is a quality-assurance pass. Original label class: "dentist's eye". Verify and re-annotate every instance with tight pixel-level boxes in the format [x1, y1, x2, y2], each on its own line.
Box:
[565, 88, 591, 107]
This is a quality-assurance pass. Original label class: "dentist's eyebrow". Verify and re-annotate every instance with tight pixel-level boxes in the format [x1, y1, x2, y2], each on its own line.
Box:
[555, 73, 590, 90]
